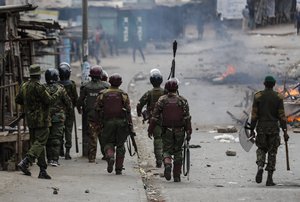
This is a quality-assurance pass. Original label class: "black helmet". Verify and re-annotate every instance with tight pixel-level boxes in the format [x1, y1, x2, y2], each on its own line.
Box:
[45, 68, 59, 84]
[164, 78, 179, 92]
[109, 73, 122, 87]
[150, 69, 163, 87]
[89, 65, 103, 78]
[101, 70, 108, 82]
[58, 62, 71, 80]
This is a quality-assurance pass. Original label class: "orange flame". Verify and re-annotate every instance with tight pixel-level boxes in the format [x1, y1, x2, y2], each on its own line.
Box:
[287, 116, 300, 123]
[277, 86, 300, 97]
[221, 65, 236, 79]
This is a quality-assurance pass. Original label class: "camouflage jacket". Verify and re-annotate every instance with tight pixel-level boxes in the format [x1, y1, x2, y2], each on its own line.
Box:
[15, 79, 56, 128]
[250, 88, 287, 130]
[77, 80, 110, 121]
[95, 87, 132, 123]
[151, 92, 191, 129]
[44, 83, 72, 123]
[137, 87, 164, 118]
[58, 80, 78, 107]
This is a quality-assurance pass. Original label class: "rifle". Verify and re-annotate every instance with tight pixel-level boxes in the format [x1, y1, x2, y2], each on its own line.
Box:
[123, 108, 139, 158]
[73, 109, 79, 153]
[285, 136, 290, 171]
[168, 40, 177, 80]
[183, 136, 190, 180]
[8, 113, 25, 128]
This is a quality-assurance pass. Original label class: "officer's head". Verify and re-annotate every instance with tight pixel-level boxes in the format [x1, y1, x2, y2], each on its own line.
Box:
[89, 65, 103, 81]
[29, 64, 42, 80]
[101, 70, 108, 82]
[150, 68, 163, 87]
[45, 68, 59, 84]
[58, 62, 71, 81]
[165, 78, 179, 93]
[109, 73, 122, 87]
[264, 76, 276, 89]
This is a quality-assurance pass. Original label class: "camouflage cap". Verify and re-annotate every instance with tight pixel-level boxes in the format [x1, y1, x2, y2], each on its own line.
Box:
[264, 75, 276, 83]
[29, 64, 41, 76]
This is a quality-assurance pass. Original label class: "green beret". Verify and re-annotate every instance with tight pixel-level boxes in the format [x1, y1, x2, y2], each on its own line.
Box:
[29, 64, 41, 76]
[264, 76, 276, 83]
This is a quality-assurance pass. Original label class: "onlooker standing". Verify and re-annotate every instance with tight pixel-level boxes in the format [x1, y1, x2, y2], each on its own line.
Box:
[242, 5, 250, 31]
[131, 26, 145, 63]
[295, 10, 300, 35]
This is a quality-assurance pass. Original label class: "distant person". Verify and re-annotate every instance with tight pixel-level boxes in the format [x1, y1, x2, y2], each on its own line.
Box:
[247, 0, 255, 29]
[242, 5, 250, 31]
[94, 26, 103, 64]
[250, 76, 289, 186]
[107, 34, 119, 56]
[295, 10, 300, 35]
[130, 27, 145, 63]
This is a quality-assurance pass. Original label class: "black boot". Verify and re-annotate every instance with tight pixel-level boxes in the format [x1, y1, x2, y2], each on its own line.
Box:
[38, 168, 51, 180]
[156, 160, 162, 168]
[17, 157, 31, 176]
[255, 166, 264, 183]
[65, 148, 72, 160]
[164, 164, 172, 181]
[266, 171, 276, 186]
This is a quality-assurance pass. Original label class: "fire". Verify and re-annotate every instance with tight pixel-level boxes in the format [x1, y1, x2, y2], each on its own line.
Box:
[277, 86, 300, 97]
[287, 116, 300, 123]
[221, 65, 236, 79]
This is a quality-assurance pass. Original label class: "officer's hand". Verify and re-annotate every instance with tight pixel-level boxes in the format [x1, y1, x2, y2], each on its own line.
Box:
[250, 130, 256, 139]
[186, 134, 191, 142]
[77, 107, 82, 114]
[284, 131, 289, 142]
[148, 133, 153, 139]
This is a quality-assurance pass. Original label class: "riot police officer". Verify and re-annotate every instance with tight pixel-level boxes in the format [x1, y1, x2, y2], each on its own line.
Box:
[148, 78, 192, 182]
[95, 73, 132, 175]
[137, 69, 164, 167]
[58, 62, 78, 159]
[250, 76, 289, 186]
[77, 65, 110, 162]
[44, 68, 72, 166]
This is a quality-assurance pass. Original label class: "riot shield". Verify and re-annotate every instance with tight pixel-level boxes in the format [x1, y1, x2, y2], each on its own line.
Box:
[239, 118, 255, 152]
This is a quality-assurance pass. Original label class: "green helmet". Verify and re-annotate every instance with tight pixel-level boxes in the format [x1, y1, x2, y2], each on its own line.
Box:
[264, 76, 276, 83]
[29, 64, 41, 76]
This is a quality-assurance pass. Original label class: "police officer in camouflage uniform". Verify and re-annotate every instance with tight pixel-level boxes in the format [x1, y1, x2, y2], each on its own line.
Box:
[148, 78, 192, 182]
[16, 64, 57, 179]
[137, 69, 164, 168]
[58, 62, 78, 159]
[77, 65, 110, 162]
[95, 73, 132, 175]
[101, 70, 108, 82]
[44, 68, 72, 166]
[250, 76, 289, 186]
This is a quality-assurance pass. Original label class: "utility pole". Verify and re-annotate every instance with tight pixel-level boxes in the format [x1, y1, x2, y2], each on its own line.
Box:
[82, 0, 88, 63]
[81, 0, 89, 157]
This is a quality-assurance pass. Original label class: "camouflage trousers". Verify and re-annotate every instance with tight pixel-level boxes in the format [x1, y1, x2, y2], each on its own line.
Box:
[27, 127, 49, 169]
[255, 126, 280, 171]
[62, 113, 74, 149]
[102, 119, 129, 158]
[161, 127, 185, 164]
[46, 122, 64, 162]
[152, 125, 163, 163]
[88, 121, 103, 161]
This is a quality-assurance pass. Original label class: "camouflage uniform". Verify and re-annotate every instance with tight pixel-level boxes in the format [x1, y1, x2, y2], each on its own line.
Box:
[16, 76, 56, 174]
[45, 83, 72, 164]
[137, 87, 164, 166]
[58, 80, 78, 155]
[250, 88, 287, 172]
[95, 87, 131, 174]
[77, 80, 109, 162]
[149, 92, 192, 181]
